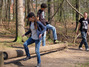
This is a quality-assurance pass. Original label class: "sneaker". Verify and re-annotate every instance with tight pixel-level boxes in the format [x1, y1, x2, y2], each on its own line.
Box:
[36, 63, 41, 67]
[54, 40, 59, 44]
[23, 56, 31, 61]
[79, 47, 83, 50]
[85, 48, 89, 51]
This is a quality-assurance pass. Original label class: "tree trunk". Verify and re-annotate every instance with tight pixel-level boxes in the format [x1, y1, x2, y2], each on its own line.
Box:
[27, 0, 31, 13]
[5, 0, 8, 21]
[25, 0, 28, 17]
[59, 0, 64, 22]
[0, 0, 3, 24]
[48, 0, 55, 40]
[2, 0, 6, 21]
[8, 0, 11, 22]
[7, 0, 11, 26]
[48, 0, 51, 22]
[36, 0, 37, 13]
[75, 0, 80, 29]
[31, 0, 35, 12]
[48, 0, 55, 25]
[50, 0, 55, 25]
[15, 0, 26, 42]
[13, 0, 16, 21]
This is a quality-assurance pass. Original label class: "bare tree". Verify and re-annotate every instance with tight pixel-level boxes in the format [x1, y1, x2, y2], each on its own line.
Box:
[27, 0, 31, 13]
[75, 0, 80, 29]
[2, 0, 6, 21]
[25, 0, 28, 17]
[8, 0, 11, 22]
[48, 0, 51, 22]
[50, 0, 55, 25]
[15, 0, 26, 42]
[0, 0, 3, 24]
[48, 0, 55, 39]
[13, 0, 16, 21]
[36, 0, 37, 13]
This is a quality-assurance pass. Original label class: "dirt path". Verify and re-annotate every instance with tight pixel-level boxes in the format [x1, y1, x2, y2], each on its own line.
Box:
[4, 47, 89, 67]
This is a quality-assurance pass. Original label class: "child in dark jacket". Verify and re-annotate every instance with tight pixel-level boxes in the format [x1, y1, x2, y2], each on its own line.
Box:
[37, 3, 59, 46]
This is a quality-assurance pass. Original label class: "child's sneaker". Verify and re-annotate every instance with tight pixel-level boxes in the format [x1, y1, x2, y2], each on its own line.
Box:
[86, 48, 89, 51]
[23, 56, 31, 61]
[79, 47, 83, 50]
[54, 40, 59, 44]
[36, 63, 41, 67]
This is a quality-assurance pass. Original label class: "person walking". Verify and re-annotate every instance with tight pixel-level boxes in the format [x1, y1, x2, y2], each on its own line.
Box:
[76, 12, 89, 51]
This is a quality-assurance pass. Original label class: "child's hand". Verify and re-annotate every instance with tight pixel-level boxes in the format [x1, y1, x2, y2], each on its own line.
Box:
[22, 34, 25, 37]
[39, 34, 42, 38]
[87, 32, 89, 35]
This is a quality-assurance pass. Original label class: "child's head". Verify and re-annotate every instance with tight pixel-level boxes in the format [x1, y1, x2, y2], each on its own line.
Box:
[27, 12, 35, 22]
[27, 12, 38, 29]
[41, 3, 47, 11]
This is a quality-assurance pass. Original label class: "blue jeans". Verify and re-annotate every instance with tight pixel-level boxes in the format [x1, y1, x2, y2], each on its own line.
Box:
[42, 24, 57, 46]
[23, 37, 41, 64]
[79, 31, 88, 49]
[42, 31, 46, 46]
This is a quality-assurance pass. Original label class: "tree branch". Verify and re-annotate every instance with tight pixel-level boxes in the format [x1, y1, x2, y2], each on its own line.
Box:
[66, 0, 83, 16]
[48, 0, 64, 22]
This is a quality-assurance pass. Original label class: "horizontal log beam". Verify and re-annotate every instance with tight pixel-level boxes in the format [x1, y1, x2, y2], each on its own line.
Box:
[3, 43, 68, 60]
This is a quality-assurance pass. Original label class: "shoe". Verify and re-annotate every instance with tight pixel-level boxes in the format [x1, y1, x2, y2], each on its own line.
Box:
[23, 56, 31, 61]
[54, 40, 59, 44]
[36, 63, 41, 67]
[85, 48, 89, 51]
[79, 47, 83, 50]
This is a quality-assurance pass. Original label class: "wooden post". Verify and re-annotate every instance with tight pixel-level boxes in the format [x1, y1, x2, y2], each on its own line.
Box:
[0, 51, 4, 67]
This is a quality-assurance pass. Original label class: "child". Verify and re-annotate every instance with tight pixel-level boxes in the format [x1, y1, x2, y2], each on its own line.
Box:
[37, 3, 59, 46]
[22, 12, 46, 67]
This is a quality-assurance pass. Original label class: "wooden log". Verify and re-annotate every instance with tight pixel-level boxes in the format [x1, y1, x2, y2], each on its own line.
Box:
[3, 43, 68, 60]
[0, 51, 4, 67]
[3, 50, 26, 60]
